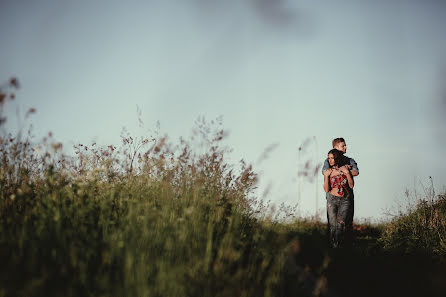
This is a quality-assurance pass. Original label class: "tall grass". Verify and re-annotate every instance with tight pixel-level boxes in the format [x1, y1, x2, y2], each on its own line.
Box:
[3, 77, 445, 296]
[0, 78, 326, 297]
[379, 184, 446, 257]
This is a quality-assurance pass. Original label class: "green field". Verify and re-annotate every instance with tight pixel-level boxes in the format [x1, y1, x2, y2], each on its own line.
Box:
[1, 80, 446, 297]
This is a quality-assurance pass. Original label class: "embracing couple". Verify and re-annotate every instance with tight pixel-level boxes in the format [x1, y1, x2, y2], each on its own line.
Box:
[322, 138, 359, 248]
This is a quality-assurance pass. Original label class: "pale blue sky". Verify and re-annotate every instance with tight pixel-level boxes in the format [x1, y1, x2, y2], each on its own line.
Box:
[1, 0, 445, 220]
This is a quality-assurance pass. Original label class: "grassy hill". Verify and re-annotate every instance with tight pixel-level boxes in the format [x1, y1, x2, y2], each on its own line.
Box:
[1, 79, 445, 297]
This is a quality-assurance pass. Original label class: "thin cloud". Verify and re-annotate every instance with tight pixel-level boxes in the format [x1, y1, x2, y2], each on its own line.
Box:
[251, 0, 298, 28]
[194, 0, 305, 33]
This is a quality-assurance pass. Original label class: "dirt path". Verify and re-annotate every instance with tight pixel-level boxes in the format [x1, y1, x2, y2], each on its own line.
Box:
[323, 234, 446, 297]
[281, 228, 446, 297]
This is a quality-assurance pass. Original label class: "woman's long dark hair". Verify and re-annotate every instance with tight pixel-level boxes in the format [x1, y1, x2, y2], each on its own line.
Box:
[328, 149, 345, 167]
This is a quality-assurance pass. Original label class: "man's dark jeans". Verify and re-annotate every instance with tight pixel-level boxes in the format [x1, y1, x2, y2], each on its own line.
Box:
[326, 193, 352, 248]
[345, 197, 354, 246]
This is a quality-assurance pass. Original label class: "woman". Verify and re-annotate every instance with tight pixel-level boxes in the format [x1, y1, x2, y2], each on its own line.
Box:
[323, 149, 354, 248]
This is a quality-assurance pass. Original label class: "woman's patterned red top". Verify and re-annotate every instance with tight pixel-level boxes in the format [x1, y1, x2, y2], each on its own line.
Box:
[330, 172, 348, 197]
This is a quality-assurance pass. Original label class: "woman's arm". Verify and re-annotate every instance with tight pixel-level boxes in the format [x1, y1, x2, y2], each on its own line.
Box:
[341, 166, 354, 188]
[346, 172, 354, 188]
[323, 169, 332, 193]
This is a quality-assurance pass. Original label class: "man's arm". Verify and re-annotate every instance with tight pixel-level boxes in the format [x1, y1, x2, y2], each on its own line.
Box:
[321, 159, 329, 175]
[349, 158, 359, 176]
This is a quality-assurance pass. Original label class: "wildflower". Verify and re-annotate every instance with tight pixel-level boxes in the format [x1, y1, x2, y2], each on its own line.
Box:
[9, 77, 19, 88]
[26, 108, 36, 117]
[35, 145, 42, 155]
[52, 142, 62, 152]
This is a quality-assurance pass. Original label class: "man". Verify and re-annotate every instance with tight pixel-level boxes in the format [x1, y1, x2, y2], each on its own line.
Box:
[321, 138, 359, 247]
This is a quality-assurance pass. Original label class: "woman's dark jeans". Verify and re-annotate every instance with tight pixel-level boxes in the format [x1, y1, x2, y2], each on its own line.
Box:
[326, 193, 352, 248]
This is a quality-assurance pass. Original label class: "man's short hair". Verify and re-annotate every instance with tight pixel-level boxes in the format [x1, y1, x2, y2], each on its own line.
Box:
[332, 137, 345, 148]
